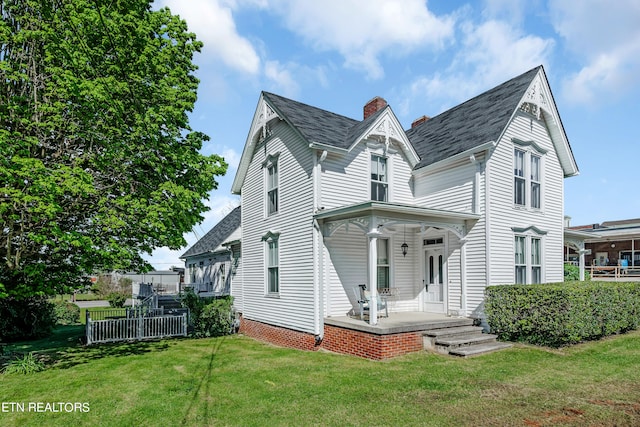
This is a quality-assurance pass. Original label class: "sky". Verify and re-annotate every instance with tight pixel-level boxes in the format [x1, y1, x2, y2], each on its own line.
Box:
[146, 0, 640, 269]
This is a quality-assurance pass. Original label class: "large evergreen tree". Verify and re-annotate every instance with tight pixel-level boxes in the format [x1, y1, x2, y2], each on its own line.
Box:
[0, 0, 227, 299]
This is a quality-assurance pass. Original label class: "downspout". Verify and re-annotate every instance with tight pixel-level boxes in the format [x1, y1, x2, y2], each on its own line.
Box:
[312, 150, 327, 342]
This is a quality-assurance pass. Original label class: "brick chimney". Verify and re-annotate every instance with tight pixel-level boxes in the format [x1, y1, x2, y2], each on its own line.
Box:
[411, 115, 430, 128]
[363, 96, 388, 120]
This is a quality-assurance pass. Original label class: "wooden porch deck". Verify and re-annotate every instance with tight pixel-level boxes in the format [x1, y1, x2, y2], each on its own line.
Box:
[324, 312, 474, 335]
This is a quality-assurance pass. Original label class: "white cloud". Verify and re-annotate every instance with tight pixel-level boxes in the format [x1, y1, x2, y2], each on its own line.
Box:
[221, 147, 241, 170]
[549, 0, 640, 103]
[264, 60, 300, 97]
[400, 18, 553, 116]
[158, 0, 261, 74]
[267, 0, 455, 79]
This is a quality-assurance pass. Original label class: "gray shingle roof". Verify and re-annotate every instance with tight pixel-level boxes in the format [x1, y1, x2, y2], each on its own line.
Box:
[406, 66, 541, 169]
[263, 92, 359, 150]
[181, 206, 241, 259]
[262, 66, 541, 170]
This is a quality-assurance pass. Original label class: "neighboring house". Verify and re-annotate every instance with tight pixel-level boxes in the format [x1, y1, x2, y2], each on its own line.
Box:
[94, 269, 183, 295]
[567, 218, 640, 268]
[180, 206, 242, 297]
[231, 65, 579, 357]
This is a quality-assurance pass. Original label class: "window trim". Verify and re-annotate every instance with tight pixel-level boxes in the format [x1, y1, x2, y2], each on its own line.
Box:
[512, 139, 546, 211]
[512, 227, 546, 284]
[263, 153, 280, 217]
[376, 238, 390, 291]
[370, 154, 388, 202]
[262, 231, 281, 296]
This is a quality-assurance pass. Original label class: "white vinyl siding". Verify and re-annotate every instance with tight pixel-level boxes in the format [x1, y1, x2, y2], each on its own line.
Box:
[487, 110, 564, 289]
[239, 119, 316, 333]
[320, 142, 414, 209]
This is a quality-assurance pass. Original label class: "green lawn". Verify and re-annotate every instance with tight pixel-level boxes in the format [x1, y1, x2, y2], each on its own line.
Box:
[1, 328, 639, 426]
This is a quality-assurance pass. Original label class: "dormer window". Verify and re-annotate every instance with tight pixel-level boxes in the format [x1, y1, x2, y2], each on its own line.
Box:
[371, 155, 387, 202]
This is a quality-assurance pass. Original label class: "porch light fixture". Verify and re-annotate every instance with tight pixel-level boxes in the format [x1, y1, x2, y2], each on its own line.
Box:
[401, 225, 409, 257]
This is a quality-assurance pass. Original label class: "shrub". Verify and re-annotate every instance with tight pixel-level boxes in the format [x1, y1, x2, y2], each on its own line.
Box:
[564, 263, 590, 281]
[181, 289, 235, 338]
[52, 300, 81, 325]
[3, 352, 45, 375]
[485, 281, 640, 347]
[0, 297, 55, 342]
[107, 292, 128, 308]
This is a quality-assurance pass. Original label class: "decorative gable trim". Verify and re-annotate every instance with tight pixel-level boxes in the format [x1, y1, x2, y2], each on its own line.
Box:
[232, 95, 283, 194]
[350, 109, 419, 167]
[516, 68, 578, 178]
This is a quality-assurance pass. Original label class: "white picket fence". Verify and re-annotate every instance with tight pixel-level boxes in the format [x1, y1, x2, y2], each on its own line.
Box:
[86, 310, 188, 345]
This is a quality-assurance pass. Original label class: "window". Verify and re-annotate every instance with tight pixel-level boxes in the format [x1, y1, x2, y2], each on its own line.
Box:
[515, 236, 526, 284]
[514, 149, 526, 206]
[267, 162, 278, 214]
[531, 237, 541, 284]
[267, 240, 279, 293]
[514, 146, 543, 209]
[376, 239, 389, 291]
[531, 155, 541, 209]
[371, 155, 388, 201]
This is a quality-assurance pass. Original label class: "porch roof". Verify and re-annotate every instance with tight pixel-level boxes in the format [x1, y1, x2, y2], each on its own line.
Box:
[314, 201, 480, 223]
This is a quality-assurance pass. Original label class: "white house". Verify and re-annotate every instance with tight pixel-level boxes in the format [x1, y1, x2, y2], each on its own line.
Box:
[181, 206, 241, 297]
[230, 66, 579, 357]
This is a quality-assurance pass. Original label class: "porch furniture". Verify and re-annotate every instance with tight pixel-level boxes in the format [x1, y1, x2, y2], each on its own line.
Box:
[353, 284, 388, 320]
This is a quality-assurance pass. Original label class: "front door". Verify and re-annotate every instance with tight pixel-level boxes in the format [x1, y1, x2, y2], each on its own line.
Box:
[423, 248, 445, 313]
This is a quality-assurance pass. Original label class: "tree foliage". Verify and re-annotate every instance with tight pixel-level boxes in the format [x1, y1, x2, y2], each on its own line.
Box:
[0, 0, 227, 299]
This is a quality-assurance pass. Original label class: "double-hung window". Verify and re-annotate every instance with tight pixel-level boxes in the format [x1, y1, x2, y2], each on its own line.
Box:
[267, 162, 278, 215]
[514, 150, 526, 206]
[376, 239, 390, 291]
[514, 230, 545, 284]
[531, 237, 541, 284]
[514, 236, 527, 284]
[513, 143, 544, 210]
[530, 155, 541, 209]
[371, 155, 388, 202]
[267, 239, 279, 294]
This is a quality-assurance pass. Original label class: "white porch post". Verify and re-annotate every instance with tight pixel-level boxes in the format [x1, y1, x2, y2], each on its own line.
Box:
[367, 224, 382, 326]
[578, 247, 587, 281]
[459, 237, 468, 317]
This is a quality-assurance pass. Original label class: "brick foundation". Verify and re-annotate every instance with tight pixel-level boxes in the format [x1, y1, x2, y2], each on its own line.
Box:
[239, 317, 318, 351]
[239, 316, 424, 360]
[322, 324, 423, 360]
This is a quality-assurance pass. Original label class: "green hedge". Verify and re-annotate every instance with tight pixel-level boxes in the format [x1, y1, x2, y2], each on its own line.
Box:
[485, 281, 640, 347]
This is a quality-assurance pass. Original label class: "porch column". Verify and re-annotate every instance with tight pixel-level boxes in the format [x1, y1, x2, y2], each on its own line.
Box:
[459, 237, 468, 317]
[367, 225, 383, 326]
[578, 247, 587, 281]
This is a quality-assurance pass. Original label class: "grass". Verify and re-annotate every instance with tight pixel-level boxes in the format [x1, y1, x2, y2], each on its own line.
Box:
[1, 328, 639, 426]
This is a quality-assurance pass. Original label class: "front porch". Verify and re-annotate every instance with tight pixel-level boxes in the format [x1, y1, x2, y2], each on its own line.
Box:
[322, 312, 510, 359]
[325, 312, 471, 335]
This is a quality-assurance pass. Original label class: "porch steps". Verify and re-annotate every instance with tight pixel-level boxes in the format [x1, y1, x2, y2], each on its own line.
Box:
[423, 325, 512, 357]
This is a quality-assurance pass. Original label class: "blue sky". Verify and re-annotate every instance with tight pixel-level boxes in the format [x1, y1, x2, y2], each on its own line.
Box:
[147, 0, 640, 269]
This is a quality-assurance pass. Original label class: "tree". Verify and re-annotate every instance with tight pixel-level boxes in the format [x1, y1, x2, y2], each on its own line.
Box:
[0, 0, 227, 299]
